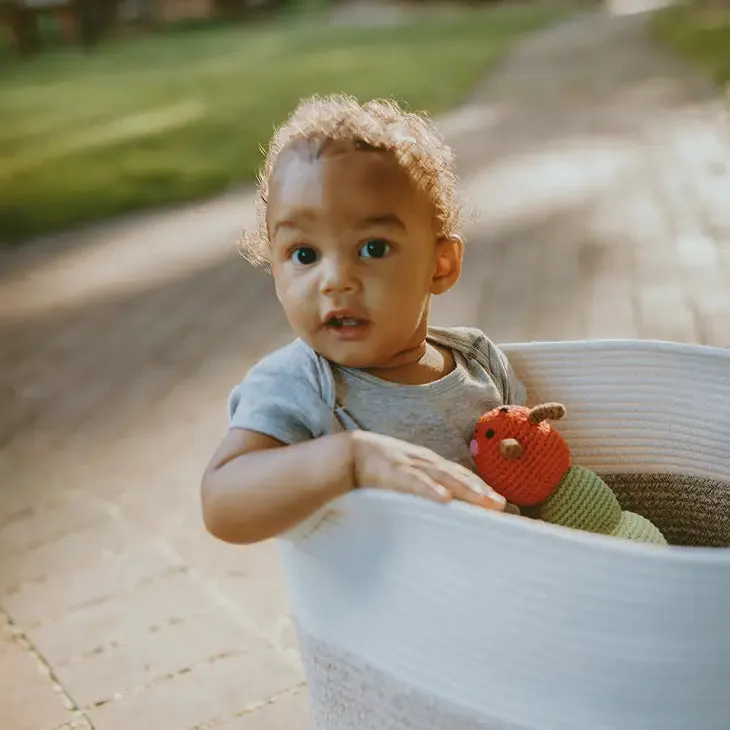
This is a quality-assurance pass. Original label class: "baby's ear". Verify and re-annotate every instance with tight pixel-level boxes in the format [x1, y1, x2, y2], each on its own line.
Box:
[431, 234, 463, 295]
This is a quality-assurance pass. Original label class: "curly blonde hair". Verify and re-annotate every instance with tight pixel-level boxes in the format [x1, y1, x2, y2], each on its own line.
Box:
[240, 94, 462, 268]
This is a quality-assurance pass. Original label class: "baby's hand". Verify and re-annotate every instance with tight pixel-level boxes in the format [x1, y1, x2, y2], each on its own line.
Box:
[350, 431, 506, 510]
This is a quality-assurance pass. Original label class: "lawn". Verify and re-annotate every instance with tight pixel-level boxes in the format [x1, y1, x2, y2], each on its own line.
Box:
[0, 3, 568, 243]
[653, 3, 730, 95]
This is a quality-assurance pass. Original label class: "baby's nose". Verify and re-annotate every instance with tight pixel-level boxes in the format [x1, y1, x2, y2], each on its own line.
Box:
[320, 258, 358, 294]
[499, 438, 523, 460]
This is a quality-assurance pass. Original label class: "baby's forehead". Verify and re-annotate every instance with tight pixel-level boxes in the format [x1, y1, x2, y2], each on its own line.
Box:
[273, 137, 403, 180]
[270, 140, 425, 205]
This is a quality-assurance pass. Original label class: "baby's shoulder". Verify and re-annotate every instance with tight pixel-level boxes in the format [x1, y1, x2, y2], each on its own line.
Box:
[250, 338, 317, 374]
[429, 326, 526, 405]
[428, 325, 501, 362]
[227, 339, 338, 442]
[231, 338, 335, 405]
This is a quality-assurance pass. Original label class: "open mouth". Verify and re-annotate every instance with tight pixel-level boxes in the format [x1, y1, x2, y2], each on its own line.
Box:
[326, 316, 367, 328]
[323, 313, 371, 339]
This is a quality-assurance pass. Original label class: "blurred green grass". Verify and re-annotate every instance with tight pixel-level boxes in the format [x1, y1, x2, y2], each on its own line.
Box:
[653, 3, 730, 94]
[0, 4, 568, 243]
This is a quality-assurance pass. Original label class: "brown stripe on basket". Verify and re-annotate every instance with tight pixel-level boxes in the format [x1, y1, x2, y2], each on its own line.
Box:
[299, 632, 527, 730]
[601, 473, 730, 548]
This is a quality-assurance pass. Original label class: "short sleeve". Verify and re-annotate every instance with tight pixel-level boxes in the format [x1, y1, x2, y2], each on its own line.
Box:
[227, 343, 334, 444]
[428, 325, 528, 406]
[462, 328, 528, 406]
[487, 343, 527, 406]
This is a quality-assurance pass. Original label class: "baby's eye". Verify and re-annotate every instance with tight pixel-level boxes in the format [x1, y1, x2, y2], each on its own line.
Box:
[290, 246, 318, 265]
[359, 239, 391, 259]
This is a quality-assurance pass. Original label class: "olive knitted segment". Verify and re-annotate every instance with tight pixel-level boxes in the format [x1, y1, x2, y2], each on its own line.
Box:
[611, 510, 668, 545]
[540, 466, 622, 534]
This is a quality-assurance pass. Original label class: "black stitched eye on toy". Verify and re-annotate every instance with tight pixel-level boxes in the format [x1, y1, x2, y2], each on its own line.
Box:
[499, 407, 509, 413]
[486, 428, 495, 439]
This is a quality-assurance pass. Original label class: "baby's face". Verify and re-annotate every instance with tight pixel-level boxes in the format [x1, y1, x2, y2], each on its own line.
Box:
[267, 142, 461, 370]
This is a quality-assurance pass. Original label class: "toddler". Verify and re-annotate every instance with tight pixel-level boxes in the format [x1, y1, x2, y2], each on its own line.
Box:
[201, 94, 527, 544]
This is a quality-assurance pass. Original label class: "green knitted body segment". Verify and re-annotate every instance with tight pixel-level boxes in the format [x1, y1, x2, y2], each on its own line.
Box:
[540, 466, 621, 534]
[539, 466, 667, 545]
[611, 510, 667, 545]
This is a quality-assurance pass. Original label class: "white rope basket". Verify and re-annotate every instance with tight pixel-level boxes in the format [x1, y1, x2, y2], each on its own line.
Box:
[278, 340, 730, 730]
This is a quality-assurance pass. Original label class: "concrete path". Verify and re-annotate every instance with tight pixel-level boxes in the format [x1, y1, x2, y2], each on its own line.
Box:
[2, 8, 730, 729]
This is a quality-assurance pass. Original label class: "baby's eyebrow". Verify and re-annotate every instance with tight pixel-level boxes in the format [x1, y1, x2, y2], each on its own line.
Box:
[359, 213, 406, 230]
[272, 211, 315, 235]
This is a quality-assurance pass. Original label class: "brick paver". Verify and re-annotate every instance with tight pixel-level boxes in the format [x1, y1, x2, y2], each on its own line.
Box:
[2, 7, 730, 729]
[0, 610, 77, 730]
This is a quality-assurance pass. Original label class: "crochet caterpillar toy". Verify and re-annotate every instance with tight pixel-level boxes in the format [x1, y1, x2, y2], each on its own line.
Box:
[470, 402, 667, 545]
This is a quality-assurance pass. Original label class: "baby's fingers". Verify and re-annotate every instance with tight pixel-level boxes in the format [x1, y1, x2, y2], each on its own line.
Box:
[432, 464, 506, 511]
[400, 470, 453, 503]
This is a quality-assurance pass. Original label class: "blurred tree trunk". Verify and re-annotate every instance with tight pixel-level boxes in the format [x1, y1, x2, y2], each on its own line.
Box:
[72, 0, 101, 46]
[99, 0, 121, 32]
[1, 0, 120, 55]
[71, 0, 120, 47]
[1, 3, 42, 55]
[213, 0, 249, 19]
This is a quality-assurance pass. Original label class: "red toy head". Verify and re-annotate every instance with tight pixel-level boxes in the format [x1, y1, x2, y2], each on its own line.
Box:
[470, 403, 570, 507]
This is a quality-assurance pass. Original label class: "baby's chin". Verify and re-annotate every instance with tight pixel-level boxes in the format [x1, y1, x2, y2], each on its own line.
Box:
[318, 344, 388, 370]
[301, 333, 394, 370]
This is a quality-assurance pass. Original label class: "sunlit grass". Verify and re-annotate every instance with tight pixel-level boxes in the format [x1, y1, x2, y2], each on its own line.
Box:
[0, 4, 568, 243]
[653, 3, 730, 94]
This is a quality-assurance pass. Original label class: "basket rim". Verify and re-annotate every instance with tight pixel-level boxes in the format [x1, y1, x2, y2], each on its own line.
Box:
[500, 337, 730, 358]
[283, 488, 730, 564]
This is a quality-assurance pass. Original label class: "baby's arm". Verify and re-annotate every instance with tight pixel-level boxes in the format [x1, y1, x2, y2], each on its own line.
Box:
[201, 344, 505, 545]
[201, 427, 505, 545]
[201, 346, 362, 543]
[201, 428, 354, 544]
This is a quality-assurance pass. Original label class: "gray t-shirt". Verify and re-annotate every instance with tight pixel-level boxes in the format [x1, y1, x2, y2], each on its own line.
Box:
[228, 326, 526, 472]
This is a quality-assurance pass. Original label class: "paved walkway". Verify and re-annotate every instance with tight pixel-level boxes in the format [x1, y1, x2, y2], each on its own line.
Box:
[2, 8, 730, 730]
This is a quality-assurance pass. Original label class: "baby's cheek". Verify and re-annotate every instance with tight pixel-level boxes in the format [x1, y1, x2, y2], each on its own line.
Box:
[469, 439, 479, 458]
